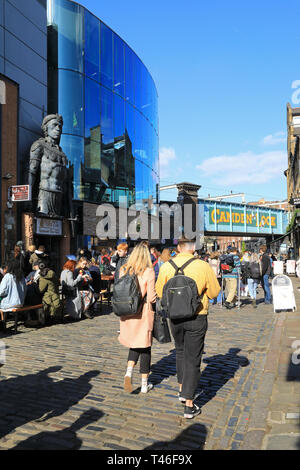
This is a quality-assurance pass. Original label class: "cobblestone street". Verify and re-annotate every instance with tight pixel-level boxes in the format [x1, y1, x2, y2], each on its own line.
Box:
[0, 278, 300, 450]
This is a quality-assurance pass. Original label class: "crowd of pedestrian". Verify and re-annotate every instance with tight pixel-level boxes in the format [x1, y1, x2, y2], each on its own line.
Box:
[0, 237, 282, 420]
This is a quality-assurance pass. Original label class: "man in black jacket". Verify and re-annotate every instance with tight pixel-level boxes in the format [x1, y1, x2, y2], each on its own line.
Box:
[259, 245, 271, 304]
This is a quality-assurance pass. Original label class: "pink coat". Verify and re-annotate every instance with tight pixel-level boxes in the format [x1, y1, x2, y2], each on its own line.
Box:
[118, 267, 157, 349]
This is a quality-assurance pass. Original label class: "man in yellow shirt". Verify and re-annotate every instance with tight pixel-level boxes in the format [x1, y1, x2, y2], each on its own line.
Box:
[156, 238, 220, 419]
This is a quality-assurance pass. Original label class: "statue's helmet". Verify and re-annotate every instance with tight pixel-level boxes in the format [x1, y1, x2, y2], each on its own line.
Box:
[41, 114, 63, 136]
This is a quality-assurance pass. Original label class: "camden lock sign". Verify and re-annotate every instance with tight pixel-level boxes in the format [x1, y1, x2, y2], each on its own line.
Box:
[209, 207, 277, 228]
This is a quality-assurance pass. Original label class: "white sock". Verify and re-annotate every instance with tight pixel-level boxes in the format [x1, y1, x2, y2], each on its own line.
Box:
[141, 377, 148, 392]
[125, 366, 133, 378]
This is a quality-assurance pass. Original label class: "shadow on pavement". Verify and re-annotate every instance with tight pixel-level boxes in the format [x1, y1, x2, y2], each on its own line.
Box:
[195, 348, 250, 407]
[143, 423, 207, 450]
[10, 408, 104, 450]
[0, 366, 100, 441]
[148, 349, 177, 386]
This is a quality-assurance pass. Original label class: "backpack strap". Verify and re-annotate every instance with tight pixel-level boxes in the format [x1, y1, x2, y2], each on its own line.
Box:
[177, 258, 197, 274]
[168, 257, 197, 276]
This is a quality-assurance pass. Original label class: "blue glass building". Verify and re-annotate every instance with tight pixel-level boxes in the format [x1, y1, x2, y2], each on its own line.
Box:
[47, 0, 159, 210]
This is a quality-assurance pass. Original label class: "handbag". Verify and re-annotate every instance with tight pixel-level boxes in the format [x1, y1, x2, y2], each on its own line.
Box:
[152, 311, 172, 344]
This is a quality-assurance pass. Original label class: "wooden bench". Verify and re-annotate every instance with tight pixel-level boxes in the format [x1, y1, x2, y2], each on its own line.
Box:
[0, 304, 44, 333]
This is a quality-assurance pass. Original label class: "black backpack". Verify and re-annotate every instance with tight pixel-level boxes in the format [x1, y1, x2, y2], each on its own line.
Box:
[249, 262, 261, 279]
[220, 254, 235, 274]
[112, 272, 144, 317]
[161, 258, 202, 321]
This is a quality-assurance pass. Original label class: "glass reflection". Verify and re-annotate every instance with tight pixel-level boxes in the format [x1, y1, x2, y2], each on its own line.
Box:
[114, 35, 125, 97]
[60, 134, 84, 200]
[58, 69, 84, 136]
[49, 0, 159, 206]
[52, 0, 83, 73]
[85, 10, 100, 82]
[125, 45, 135, 104]
[85, 77, 100, 142]
[100, 22, 113, 89]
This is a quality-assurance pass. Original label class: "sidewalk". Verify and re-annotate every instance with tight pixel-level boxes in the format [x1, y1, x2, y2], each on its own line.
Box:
[0, 276, 299, 450]
[261, 276, 300, 450]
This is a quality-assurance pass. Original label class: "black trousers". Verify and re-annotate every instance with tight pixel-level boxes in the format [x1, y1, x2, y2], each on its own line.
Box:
[128, 347, 151, 374]
[170, 315, 208, 400]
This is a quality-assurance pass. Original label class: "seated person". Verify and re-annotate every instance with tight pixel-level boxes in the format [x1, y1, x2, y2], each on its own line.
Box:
[25, 261, 40, 284]
[0, 259, 27, 311]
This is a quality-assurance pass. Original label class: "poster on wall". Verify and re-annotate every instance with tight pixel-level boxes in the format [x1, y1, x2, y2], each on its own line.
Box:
[36, 218, 62, 236]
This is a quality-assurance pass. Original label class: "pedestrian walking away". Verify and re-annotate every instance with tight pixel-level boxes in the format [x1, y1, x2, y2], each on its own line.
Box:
[155, 237, 220, 419]
[221, 247, 241, 309]
[117, 243, 156, 394]
[259, 245, 272, 304]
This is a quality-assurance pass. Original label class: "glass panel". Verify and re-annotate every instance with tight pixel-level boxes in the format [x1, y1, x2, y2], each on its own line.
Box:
[84, 139, 100, 170]
[114, 34, 125, 97]
[135, 159, 143, 204]
[85, 77, 100, 142]
[134, 57, 142, 111]
[60, 134, 84, 200]
[100, 22, 113, 89]
[140, 64, 149, 120]
[114, 94, 125, 188]
[125, 44, 134, 104]
[84, 10, 100, 82]
[101, 87, 114, 187]
[125, 101, 135, 153]
[58, 69, 84, 136]
[52, 0, 84, 73]
[114, 93, 125, 139]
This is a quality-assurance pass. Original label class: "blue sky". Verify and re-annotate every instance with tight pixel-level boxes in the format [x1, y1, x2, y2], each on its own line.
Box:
[79, 0, 300, 202]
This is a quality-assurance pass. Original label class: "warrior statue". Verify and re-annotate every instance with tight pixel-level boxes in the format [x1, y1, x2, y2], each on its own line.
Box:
[28, 114, 73, 219]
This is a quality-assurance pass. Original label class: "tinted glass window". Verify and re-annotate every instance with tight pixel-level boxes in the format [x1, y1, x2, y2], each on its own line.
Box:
[101, 87, 114, 187]
[114, 35, 125, 97]
[85, 77, 100, 142]
[52, 0, 84, 72]
[100, 22, 113, 89]
[85, 10, 100, 82]
[60, 134, 84, 200]
[58, 69, 84, 136]
[125, 45, 134, 104]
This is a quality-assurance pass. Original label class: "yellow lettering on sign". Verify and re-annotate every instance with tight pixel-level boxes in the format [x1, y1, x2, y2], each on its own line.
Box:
[235, 213, 240, 223]
[211, 209, 220, 224]
[219, 211, 227, 223]
[246, 214, 252, 224]
[271, 216, 276, 227]
[241, 214, 244, 224]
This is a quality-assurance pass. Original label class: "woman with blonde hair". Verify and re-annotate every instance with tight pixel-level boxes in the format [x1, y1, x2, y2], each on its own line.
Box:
[118, 242, 157, 394]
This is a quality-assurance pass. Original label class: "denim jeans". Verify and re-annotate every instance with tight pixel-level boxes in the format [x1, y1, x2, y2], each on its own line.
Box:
[262, 274, 271, 303]
[247, 278, 258, 300]
[170, 315, 208, 400]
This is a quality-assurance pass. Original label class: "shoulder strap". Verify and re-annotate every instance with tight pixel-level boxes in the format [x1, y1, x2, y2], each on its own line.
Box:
[168, 259, 179, 274]
[178, 257, 197, 274]
[168, 257, 197, 276]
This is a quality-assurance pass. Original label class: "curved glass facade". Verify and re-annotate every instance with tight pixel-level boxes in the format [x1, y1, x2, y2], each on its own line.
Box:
[47, 0, 159, 206]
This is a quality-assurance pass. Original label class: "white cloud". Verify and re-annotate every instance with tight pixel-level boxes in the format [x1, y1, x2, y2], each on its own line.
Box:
[159, 147, 177, 167]
[262, 131, 286, 146]
[196, 150, 286, 186]
[159, 147, 177, 178]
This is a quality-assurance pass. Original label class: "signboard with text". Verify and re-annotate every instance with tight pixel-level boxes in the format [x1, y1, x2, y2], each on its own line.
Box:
[10, 185, 31, 202]
[36, 218, 62, 236]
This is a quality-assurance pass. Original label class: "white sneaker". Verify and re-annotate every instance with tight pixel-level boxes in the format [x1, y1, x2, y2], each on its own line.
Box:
[141, 383, 153, 394]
